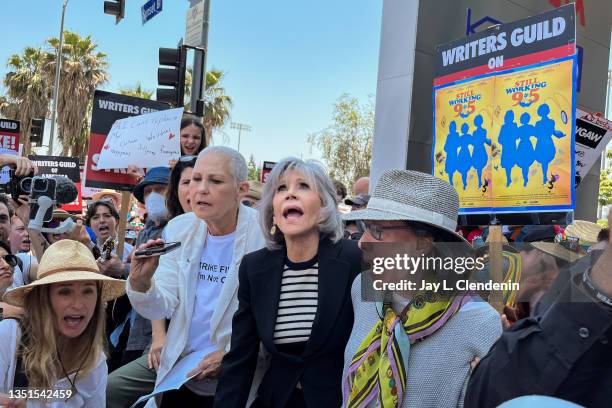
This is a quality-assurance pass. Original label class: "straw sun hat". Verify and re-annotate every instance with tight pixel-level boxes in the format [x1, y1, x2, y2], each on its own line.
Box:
[564, 220, 602, 245]
[343, 170, 467, 243]
[3, 240, 126, 307]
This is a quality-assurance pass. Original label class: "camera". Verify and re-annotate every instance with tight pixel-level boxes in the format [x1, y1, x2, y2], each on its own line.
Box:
[0, 169, 35, 201]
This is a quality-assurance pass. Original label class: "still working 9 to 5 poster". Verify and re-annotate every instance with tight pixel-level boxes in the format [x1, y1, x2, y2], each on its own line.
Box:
[432, 5, 576, 214]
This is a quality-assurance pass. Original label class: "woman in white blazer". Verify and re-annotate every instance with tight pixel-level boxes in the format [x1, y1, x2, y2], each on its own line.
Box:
[127, 146, 266, 408]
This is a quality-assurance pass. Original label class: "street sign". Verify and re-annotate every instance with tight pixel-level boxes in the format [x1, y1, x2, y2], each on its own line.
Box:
[141, 0, 162, 25]
[185, 0, 205, 47]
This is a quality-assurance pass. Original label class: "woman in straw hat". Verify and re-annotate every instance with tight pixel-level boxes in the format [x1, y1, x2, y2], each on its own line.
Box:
[0, 240, 125, 407]
[341, 170, 501, 408]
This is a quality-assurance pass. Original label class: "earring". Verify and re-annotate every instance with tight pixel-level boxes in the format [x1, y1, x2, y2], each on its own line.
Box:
[270, 224, 277, 235]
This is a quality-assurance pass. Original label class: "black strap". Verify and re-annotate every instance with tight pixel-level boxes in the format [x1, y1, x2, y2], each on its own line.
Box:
[13, 344, 28, 388]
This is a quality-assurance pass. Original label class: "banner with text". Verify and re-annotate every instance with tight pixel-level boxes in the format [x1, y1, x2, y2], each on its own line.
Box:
[432, 5, 576, 214]
[28, 155, 82, 213]
[574, 108, 612, 187]
[0, 119, 20, 184]
[84, 90, 170, 191]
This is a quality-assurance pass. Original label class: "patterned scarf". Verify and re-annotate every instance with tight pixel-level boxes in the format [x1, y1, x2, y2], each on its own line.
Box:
[343, 291, 472, 408]
[501, 251, 521, 307]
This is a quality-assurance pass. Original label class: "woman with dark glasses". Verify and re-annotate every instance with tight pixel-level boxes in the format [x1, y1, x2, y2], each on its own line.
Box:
[0, 240, 23, 322]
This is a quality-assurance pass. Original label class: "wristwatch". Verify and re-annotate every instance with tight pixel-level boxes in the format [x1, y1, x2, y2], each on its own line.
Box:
[582, 268, 612, 308]
[0, 307, 3, 321]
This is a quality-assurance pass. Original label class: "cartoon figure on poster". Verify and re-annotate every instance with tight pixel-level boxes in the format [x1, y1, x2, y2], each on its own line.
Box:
[490, 59, 573, 208]
[433, 78, 495, 206]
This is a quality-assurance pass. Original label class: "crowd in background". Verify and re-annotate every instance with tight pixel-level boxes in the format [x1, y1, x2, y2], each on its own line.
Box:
[0, 114, 610, 408]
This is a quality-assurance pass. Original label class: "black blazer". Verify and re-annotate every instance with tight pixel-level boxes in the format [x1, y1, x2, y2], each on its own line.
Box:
[214, 238, 362, 407]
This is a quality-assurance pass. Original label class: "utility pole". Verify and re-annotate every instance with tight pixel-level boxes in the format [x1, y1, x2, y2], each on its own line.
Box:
[230, 122, 251, 152]
[189, 0, 211, 115]
[48, 0, 69, 155]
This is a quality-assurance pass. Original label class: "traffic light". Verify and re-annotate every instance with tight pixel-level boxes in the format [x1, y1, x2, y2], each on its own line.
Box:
[157, 46, 187, 107]
[30, 118, 45, 146]
[104, 0, 125, 23]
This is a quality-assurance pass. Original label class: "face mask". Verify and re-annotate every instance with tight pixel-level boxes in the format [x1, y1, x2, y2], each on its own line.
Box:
[145, 192, 168, 222]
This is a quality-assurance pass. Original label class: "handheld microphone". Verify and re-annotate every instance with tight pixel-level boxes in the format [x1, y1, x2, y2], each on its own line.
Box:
[28, 176, 79, 234]
[51, 176, 78, 205]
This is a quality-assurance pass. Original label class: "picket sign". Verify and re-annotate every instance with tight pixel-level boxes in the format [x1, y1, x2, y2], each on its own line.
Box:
[486, 225, 507, 313]
[116, 192, 132, 261]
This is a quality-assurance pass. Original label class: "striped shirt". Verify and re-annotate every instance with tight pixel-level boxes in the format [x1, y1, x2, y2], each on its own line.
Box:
[273, 256, 319, 345]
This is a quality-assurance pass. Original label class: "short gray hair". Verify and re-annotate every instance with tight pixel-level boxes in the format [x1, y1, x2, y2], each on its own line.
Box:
[259, 157, 344, 250]
[198, 146, 248, 183]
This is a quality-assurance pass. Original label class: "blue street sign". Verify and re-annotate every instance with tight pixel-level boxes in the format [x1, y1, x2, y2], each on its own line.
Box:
[142, 0, 162, 24]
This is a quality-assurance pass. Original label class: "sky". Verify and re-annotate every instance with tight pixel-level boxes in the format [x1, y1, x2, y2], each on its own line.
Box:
[0, 0, 383, 165]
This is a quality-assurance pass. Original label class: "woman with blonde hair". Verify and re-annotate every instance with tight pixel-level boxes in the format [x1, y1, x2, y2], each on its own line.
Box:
[0, 240, 125, 407]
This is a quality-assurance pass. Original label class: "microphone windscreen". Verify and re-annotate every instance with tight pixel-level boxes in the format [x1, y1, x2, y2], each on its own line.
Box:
[51, 176, 78, 205]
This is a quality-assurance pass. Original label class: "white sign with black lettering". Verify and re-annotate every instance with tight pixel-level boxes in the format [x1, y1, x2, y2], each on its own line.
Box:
[96, 107, 183, 170]
[574, 108, 612, 186]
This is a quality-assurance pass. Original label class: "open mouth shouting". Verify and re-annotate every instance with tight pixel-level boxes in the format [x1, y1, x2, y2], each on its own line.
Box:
[97, 225, 111, 237]
[61, 314, 88, 335]
[282, 204, 304, 222]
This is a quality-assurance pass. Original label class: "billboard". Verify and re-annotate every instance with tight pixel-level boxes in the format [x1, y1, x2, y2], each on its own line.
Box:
[432, 5, 576, 215]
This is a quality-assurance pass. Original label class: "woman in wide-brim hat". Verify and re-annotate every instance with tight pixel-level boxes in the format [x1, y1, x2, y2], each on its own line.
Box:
[0, 240, 125, 407]
[341, 170, 501, 408]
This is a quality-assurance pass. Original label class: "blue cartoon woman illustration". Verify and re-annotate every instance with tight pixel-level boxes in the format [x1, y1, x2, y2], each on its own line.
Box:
[516, 112, 536, 187]
[497, 110, 519, 187]
[457, 123, 472, 190]
[534, 103, 565, 184]
[444, 121, 460, 186]
[471, 115, 491, 189]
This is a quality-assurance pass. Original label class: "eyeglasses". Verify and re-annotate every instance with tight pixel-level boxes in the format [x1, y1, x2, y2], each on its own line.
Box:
[179, 155, 197, 163]
[343, 230, 363, 241]
[356, 220, 414, 241]
[0, 254, 18, 267]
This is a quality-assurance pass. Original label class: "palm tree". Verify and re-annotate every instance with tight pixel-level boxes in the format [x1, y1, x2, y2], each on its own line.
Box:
[45, 31, 108, 159]
[202, 69, 232, 146]
[0, 95, 20, 120]
[119, 82, 154, 100]
[3, 47, 50, 154]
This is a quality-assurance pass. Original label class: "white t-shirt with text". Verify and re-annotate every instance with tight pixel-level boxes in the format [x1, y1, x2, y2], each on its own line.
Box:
[185, 230, 235, 395]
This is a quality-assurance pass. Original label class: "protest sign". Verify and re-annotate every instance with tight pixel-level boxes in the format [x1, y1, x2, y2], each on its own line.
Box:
[28, 155, 82, 213]
[96, 107, 183, 170]
[261, 161, 276, 183]
[84, 91, 170, 191]
[0, 120, 20, 184]
[574, 108, 612, 187]
[432, 5, 576, 216]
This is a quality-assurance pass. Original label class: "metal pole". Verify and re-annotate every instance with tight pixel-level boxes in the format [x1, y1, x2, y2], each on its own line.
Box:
[237, 128, 241, 152]
[189, 0, 210, 113]
[48, 0, 69, 155]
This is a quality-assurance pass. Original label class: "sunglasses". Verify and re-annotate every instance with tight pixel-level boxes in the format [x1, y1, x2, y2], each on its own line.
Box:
[0, 254, 18, 267]
[343, 230, 363, 241]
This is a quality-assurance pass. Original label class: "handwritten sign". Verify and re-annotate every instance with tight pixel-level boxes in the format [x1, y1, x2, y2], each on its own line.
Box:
[96, 107, 183, 170]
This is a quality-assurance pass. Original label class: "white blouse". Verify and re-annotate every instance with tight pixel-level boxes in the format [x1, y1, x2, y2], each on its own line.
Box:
[0, 319, 107, 407]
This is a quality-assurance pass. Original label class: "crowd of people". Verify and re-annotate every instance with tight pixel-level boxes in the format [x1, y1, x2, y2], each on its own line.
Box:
[0, 114, 610, 408]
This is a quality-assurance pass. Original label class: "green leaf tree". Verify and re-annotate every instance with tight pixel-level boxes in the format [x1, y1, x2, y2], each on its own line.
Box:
[119, 82, 154, 100]
[203, 69, 232, 147]
[45, 31, 109, 159]
[308, 93, 373, 188]
[600, 150, 612, 208]
[247, 154, 261, 181]
[3, 47, 51, 154]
